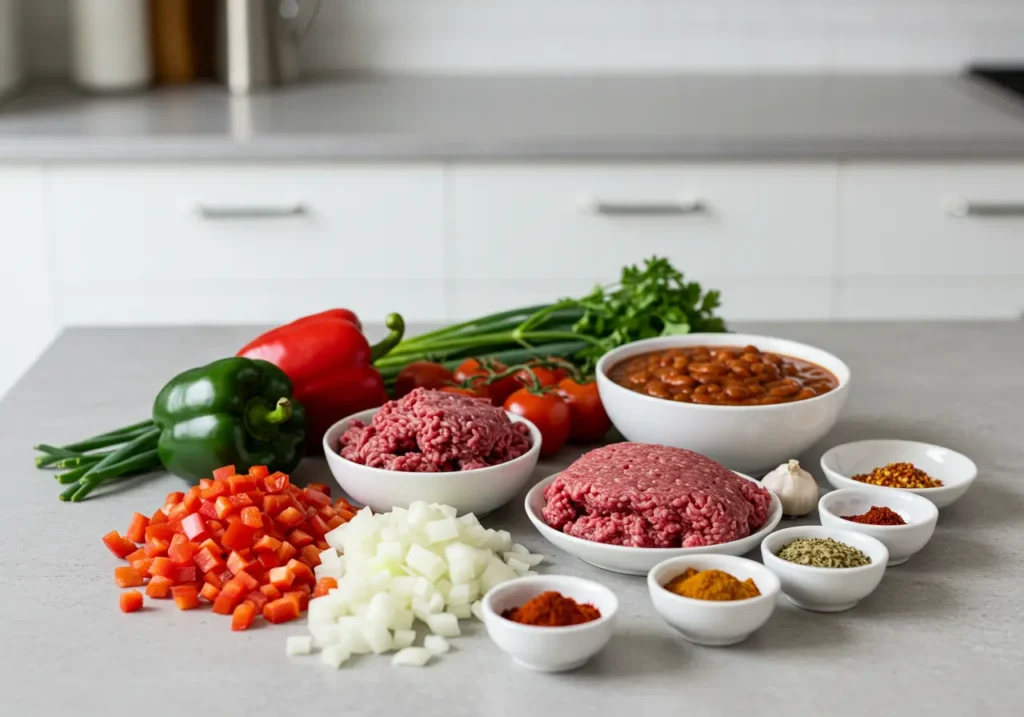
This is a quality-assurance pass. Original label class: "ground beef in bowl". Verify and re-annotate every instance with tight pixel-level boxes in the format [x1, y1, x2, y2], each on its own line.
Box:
[542, 443, 772, 548]
[339, 388, 532, 472]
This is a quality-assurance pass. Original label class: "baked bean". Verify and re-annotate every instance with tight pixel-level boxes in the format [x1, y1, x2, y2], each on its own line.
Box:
[644, 380, 672, 399]
[663, 373, 697, 388]
[608, 344, 839, 406]
[724, 385, 750, 400]
[688, 362, 728, 376]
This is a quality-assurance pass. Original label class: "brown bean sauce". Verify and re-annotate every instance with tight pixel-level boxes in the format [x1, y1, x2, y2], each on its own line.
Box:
[607, 345, 839, 406]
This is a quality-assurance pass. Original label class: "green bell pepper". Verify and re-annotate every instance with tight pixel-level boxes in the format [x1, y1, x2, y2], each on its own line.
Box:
[152, 357, 306, 483]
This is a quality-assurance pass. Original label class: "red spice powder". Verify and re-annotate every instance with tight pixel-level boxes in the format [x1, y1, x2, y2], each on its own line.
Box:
[841, 506, 906, 526]
[502, 591, 601, 626]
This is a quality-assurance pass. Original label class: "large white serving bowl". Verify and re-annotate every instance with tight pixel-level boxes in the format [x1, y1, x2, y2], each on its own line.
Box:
[525, 472, 783, 576]
[820, 439, 977, 509]
[323, 407, 541, 515]
[818, 488, 938, 567]
[648, 555, 780, 646]
[482, 575, 618, 672]
[761, 525, 888, 612]
[595, 333, 851, 473]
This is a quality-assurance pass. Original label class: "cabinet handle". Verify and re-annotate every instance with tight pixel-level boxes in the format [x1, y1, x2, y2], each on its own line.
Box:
[195, 203, 308, 219]
[587, 199, 708, 217]
[946, 200, 1024, 218]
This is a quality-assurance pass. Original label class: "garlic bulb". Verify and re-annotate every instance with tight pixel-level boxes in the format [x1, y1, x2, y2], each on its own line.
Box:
[762, 459, 818, 517]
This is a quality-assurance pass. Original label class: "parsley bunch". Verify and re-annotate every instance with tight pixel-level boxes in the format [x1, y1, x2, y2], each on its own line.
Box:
[572, 257, 727, 370]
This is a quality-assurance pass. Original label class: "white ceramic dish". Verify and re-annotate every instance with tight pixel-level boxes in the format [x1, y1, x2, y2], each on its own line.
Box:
[761, 525, 888, 612]
[818, 488, 938, 566]
[647, 555, 780, 646]
[820, 439, 977, 509]
[323, 407, 541, 516]
[481, 575, 618, 672]
[595, 333, 851, 473]
[525, 472, 783, 576]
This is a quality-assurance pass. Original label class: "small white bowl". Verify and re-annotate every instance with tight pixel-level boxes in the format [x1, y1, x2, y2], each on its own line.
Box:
[818, 489, 938, 566]
[820, 439, 977, 509]
[525, 473, 783, 576]
[761, 526, 888, 612]
[596, 334, 851, 473]
[323, 407, 541, 516]
[481, 575, 618, 672]
[647, 555, 780, 646]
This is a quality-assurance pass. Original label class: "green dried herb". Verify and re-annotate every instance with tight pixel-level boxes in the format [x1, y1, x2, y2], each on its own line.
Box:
[776, 537, 870, 569]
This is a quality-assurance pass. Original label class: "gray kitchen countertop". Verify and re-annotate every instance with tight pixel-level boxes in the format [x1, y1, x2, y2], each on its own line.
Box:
[3, 75, 1024, 160]
[1, 322, 1022, 716]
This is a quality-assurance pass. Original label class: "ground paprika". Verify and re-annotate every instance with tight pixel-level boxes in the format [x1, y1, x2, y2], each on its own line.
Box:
[841, 505, 906, 526]
[502, 591, 601, 626]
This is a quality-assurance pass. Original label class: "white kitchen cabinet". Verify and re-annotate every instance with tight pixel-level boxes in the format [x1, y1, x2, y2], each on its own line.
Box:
[839, 164, 1024, 278]
[836, 279, 1024, 319]
[50, 164, 447, 325]
[837, 163, 1024, 319]
[450, 163, 837, 320]
[0, 165, 57, 399]
[451, 163, 837, 280]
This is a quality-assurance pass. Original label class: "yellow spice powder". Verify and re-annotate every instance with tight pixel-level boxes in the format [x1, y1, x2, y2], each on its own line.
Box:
[663, 568, 761, 601]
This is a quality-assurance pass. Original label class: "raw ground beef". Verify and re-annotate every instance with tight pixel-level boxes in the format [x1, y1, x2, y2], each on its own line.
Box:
[339, 388, 532, 472]
[543, 443, 772, 548]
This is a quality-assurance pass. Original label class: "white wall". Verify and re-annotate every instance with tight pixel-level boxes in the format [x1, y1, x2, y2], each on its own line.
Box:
[22, 0, 1024, 79]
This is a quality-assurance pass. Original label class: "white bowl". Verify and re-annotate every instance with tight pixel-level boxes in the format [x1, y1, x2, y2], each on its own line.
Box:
[818, 489, 938, 567]
[525, 472, 783, 576]
[322, 407, 541, 516]
[647, 555, 780, 646]
[761, 525, 888, 613]
[481, 575, 618, 672]
[596, 334, 851, 473]
[820, 439, 977, 509]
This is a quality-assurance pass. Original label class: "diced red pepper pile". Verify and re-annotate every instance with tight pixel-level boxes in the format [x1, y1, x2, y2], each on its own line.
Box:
[104, 465, 356, 630]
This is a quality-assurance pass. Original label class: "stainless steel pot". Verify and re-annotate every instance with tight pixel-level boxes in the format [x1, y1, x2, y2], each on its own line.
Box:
[218, 0, 320, 94]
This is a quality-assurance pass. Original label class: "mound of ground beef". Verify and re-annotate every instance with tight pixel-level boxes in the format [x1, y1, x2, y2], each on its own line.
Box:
[543, 443, 772, 548]
[339, 388, 531, 472]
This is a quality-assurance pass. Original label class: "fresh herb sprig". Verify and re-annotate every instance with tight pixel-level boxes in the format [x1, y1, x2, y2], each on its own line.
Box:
[375, 256, 727, 380]
[572, 257, 726, 370]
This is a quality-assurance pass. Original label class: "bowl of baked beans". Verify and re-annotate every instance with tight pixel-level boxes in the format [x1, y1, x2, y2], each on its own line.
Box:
[596, 334, 851, 473]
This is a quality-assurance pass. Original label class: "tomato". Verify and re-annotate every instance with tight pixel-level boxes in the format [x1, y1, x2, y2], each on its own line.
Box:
[503, 389, 571, 457]
[453, 358, 490, 384]
[440, 385, 490, 400]
[394, 361, 455, 397]
[557, 378, 611, 443]
[515, 365, 565, 390]
[453, 358, 518, 405]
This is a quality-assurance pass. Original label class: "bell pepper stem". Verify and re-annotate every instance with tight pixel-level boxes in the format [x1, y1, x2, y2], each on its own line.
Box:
[245, 397, 293, 440]
[370, 313, 405, 362]
[264, 397, 292, 425]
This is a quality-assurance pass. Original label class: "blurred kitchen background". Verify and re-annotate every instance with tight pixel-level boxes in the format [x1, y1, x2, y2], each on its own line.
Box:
[2, 0, 1024, 399]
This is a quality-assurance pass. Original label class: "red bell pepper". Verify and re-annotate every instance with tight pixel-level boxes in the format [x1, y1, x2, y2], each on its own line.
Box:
[236, 310, 404, 451]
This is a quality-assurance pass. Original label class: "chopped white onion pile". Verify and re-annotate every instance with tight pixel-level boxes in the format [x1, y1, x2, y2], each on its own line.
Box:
[286, 502, 544, 667]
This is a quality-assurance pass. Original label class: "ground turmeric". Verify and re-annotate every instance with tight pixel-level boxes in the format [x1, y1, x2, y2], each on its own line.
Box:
[663, 568, 761, 601]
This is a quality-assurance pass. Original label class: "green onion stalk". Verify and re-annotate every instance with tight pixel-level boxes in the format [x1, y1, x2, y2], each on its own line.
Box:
[35, 421, 162, 502]
[374, 256, 727, 386]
